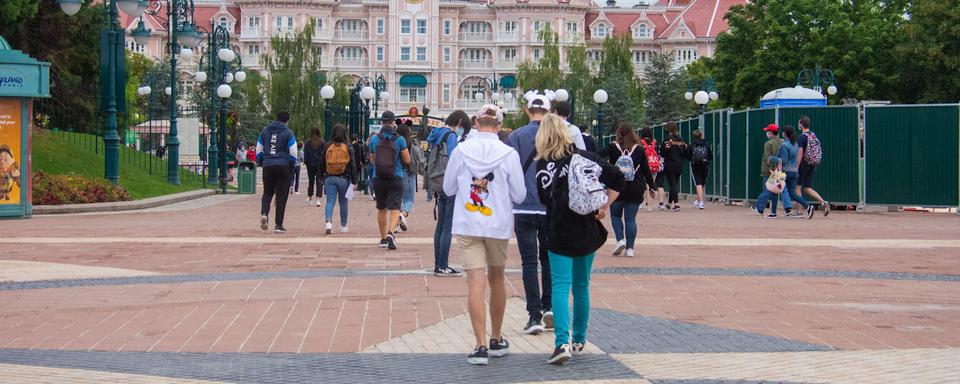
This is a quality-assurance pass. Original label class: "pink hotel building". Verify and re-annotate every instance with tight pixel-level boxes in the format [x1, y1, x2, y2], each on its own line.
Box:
[123, 0, 743, 115]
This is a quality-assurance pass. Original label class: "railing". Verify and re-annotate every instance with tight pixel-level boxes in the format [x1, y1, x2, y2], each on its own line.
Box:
[454, 99, 487, 110]
[240, 27, 260, 39]
[334, 57, 367, 67]
[458, 59, 492, 69]
[498, 31, 518, 42]
[241, 54, 260, 67]
[334, 29, 369, 40]
[312, 29, 331, 41]
[272, 29, 296, 38]
[496, 58, 517, 70]
[459, 31, 492, 41]
[563, 32, 583, 43]
[396, 60, 431, 68]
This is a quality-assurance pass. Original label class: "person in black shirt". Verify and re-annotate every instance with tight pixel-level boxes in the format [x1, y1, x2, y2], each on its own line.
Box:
[598, 123, 656, 257]
[659, 122, 687, 211]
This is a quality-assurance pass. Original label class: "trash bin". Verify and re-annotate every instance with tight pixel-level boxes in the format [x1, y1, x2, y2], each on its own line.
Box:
[238, 162, 256, 194]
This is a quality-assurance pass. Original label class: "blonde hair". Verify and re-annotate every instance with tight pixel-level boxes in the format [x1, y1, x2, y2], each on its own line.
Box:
[535, 113, 573, 161]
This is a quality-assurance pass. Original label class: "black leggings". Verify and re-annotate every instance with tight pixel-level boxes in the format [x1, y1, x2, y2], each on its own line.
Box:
[306, 164, 323, 197]
[261, 165, 293, 226]
[664, 169, 681, 204]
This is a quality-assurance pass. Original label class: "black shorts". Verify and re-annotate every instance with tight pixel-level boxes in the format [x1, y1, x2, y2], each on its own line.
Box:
[798, 164, 816, 188]
[373, 177, 403, 210]
[654, 172, 664, 189]
[692, 164, 709, 186]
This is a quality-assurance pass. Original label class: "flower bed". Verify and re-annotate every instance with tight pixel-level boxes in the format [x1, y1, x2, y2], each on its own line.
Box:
[32, 172, 131, 205]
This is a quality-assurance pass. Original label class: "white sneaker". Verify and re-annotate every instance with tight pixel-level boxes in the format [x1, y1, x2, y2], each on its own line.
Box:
[316, 199, 322, 207]
[612, 240, 626, 256]
[324, 222, 333, 235]
[625, 249, 634, 257]
[306, 197, 312, 205]
[340, 226, 349, 233]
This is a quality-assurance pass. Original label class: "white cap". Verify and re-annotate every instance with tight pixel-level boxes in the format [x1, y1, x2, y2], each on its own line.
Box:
[524, 90, 555, 111]
[475, 104, 504, 123]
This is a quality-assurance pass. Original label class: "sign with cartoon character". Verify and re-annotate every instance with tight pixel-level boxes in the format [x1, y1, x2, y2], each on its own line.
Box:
[0, 35, 50, 218]
[466, 172, 494, 216]
[0, 99, 21, 205]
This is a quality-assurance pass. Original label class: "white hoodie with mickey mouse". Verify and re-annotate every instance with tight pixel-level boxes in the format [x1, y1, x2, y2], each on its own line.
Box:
[443, 132, 527, 240]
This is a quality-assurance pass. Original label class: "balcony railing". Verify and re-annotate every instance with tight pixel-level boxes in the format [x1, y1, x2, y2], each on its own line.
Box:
[459, 59, 492, 69]
[312, 29, 331, 41]
[459, 31, 492, 41]
[334, 57, 367, 67]
[496, 58, 517, 70]
[241, 54, 261, 67]
[240, 27, 260, 38]
[397, 60, 431, 68]
[272, 29, 296, 38]
[498, 31, 518, 42]
[563, 32, 583, 43]
[454, 99, 486, 110]
[334, 29, 369, 40]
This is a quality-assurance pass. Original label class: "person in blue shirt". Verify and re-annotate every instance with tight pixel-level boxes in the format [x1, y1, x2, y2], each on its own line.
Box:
[256, 111, 298, 233]
[368, 111, 411, 250]
[775, 125, 815, 220]
[426, 110, 471, 277]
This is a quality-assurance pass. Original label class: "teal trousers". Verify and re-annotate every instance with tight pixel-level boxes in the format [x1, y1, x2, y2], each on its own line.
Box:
[549, 251, 595, 348]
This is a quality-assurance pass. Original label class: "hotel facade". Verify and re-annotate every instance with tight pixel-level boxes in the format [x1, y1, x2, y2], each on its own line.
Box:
[124, 0, 743, 115]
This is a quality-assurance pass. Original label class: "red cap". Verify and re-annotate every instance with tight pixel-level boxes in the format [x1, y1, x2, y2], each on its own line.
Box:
[763, 124, 779, 132]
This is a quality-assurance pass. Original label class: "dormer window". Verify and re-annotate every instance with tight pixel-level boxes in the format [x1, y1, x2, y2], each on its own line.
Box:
[595, 23, 608, 38]
[219, 17, 228, 28]
[633, 23, 652, 38]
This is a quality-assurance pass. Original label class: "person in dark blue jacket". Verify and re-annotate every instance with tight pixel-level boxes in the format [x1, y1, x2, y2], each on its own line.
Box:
[256, 111, 298, 233]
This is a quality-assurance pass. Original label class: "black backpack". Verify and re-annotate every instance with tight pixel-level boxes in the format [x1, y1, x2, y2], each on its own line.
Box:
[374, 132, 399, 180]
[691, 143, 709, 165]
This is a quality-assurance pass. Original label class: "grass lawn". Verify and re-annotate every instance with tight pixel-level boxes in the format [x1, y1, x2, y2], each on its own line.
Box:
[32, 130, 212, 200]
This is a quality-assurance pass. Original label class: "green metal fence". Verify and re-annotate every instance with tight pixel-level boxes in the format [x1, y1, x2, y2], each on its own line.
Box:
[745, 108, 777, 201]
[864, 104, 960, 207]
[776, 106, 860, 204]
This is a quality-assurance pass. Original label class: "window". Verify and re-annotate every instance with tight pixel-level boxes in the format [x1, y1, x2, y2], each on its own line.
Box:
[340, 47, 362, 59]
[339, 19, 362, 32]
[676, 48, 698, 65]
[566, 22, 578, 34]
[400, 47, 411, 61]
[247, 45, 260, 55]
[400, 87, 426, 103]
[588, 50, 604, 61]
[400, 19, 411, 34]
[503, 48, 517, 59]
[533, 48, 541, 59]
[461, 84, 483, 100]
[248, 17, 260, 28]
[442, 84, 450, 103]
[416, 47, 427, 61]
[534, 21, 541, 32]
[443, 20, 452, 35]
[632, 50, 650, 64]
[462, 49, 488, 61]
[595, 23, 607, 38]
[219, 17, 228, 28]
[503, 21, 517, 32]
[417, 19, 427, 34]
[376, 19, 384, 34]
[443, 47, 451, 63]
[315, 46, 322, 59]
[376, 46, 384, 62]
[633, 24, 651, 38]
[287, 17, 294, 29]
[314, 17, 323, 31]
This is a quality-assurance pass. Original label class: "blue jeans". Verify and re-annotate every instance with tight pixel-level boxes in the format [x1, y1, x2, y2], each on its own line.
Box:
[781, 171, 810, 210]
[755, 179, 779, 214]
[324, 176, 350, 225]
[550, 251, 595, 348]
[401, 171, 416, 213]
[610, 201, 640, 249]
[433, 194, 455, 271]
[364, 165, 375, 194]
[515, 214, 551, 316]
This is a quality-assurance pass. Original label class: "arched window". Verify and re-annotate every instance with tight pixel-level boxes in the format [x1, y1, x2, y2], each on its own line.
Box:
[596, 23, 607, 38]
[636, 24, 648, 38]
[219, 17, 228, 28]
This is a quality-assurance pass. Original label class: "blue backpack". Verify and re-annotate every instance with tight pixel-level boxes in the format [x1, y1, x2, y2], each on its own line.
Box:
[614, 143, 639, 181]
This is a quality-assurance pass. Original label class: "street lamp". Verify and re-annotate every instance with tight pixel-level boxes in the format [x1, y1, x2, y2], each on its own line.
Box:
[593, 89, 608, 136]
[796, 63, 839, 97]
[195, 20, 243, 191]
[686, 76, 718, 114]
[57, 0, 154, 184]
[320, 84, 335, 139]
[555, 89, 569, 102]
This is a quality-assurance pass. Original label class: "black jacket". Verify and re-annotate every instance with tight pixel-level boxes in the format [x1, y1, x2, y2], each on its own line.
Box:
[659, 134, 687, 173]
[302, 140, 325, 168]
[599, 142, 656, 203]
[536, 149, 626, 257]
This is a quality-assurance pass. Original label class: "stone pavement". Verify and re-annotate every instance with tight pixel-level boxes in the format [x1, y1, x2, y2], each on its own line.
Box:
[1, 185, 959, 383]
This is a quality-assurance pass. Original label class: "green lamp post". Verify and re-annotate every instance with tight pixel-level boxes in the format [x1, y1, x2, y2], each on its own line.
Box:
[685, 75, 719, 114]
[796, 63, 839, 97]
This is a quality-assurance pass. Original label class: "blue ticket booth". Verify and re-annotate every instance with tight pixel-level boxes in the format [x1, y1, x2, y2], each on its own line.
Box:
[0, 36, 51, 219]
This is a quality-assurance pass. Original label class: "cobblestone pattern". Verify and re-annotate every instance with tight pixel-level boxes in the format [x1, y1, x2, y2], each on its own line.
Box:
[4, 266, 958, 291]
[0, 349, 641, 384]
[587, 309, 832, 354]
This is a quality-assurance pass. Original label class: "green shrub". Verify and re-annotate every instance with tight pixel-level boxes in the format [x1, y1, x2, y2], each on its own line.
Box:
[32, 172, 131, 205]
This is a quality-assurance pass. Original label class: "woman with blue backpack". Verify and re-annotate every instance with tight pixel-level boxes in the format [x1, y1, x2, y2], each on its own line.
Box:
[599, 123, 656, 257]
[687, 129, 712, 210]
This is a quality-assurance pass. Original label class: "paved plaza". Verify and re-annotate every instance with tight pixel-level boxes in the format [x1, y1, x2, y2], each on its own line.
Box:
[1, 190, 958, 383]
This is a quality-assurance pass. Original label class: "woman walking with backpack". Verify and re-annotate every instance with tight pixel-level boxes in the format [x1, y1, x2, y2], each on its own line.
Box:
[659, 122, 687, 211]
[639, 128, 661, 211]
[599, 123, 656, 257]
[687, 129, 712, 210]
[323, 124, 357, 234]
[303, 128, 326, 206]
[534, 114, 625, 365]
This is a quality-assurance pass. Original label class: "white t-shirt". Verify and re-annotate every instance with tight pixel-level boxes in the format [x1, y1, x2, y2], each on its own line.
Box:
[566, 122, 587, 150]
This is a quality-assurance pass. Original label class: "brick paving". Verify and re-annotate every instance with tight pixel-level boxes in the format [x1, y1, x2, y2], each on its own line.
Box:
[0, 191, 958, 383]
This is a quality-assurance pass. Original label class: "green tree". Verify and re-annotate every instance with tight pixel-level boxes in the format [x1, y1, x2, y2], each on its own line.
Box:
[517, 24, 563, 93]
[711, 0, 907, 108]
[597, 34, 644, 131]
[643, 52, 692, 125]
[265, 21, 324, 139]
[0, 0, 39, 26]
[896, 0, 960, 103]
[233, 70, 268, 144]
[563, 41, 596, 124]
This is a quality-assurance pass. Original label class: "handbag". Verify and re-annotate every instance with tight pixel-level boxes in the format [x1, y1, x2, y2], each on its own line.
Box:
[345, 184, 356, 201]
[765, 160, 786, 194]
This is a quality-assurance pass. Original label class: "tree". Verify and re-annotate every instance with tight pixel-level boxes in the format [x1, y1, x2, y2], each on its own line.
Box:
[265, 20, 324, 139]
[597, 34, 644, 131]
[643, 52, 692, 125]
[0, 0, 38, 26]
[710, 0, 907, 108]
[517, 24, 563, 93]
[896, 0, 960, 103]
[564, 41, 596, 124]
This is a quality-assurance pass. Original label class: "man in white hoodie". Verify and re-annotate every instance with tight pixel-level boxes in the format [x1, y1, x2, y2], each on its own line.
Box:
[443, 104, 527, 366]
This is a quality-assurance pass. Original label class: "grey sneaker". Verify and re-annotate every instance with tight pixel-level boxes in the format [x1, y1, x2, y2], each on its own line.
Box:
[542, 311, 554, 330]
[571, 342, 586, 356]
